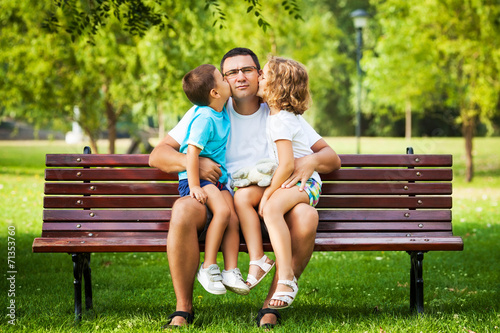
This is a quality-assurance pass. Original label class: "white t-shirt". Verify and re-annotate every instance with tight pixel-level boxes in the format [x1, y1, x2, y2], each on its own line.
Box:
[267, 110, 321, 184]
[169, 97, 322, 184]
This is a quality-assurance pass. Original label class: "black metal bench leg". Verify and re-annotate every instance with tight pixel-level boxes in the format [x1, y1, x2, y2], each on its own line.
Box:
[83, 253, 93, 311]
[72, 253, 93, 321]
[409, 251, 425, 313]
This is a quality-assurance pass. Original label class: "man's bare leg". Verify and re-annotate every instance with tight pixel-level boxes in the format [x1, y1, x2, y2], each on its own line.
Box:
[258, 203, 318, 326]
[167, 196, 207, 326]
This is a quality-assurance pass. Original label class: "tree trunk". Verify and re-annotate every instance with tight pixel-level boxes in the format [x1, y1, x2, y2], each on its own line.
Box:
[105, 99, 117, 154]
[405, 100, 412, 140]
[462, 116, 476, 183]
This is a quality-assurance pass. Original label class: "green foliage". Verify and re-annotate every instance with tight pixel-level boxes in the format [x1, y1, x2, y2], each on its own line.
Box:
[365, 0, 500, 133]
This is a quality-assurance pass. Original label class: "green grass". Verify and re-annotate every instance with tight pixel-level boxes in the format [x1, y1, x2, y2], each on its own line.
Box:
[1, 137, 499, 332]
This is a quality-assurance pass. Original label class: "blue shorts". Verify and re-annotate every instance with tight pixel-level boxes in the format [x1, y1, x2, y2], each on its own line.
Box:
[178, 179, 228, 197]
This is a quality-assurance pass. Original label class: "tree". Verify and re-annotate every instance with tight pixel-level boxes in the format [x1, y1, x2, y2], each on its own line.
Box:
[365, 0, 500, 181]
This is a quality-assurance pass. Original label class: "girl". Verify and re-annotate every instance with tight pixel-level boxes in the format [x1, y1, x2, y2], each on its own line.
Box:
[257, 56, 322, 309]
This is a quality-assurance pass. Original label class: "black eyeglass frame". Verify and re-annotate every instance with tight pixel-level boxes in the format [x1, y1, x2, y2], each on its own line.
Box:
[223, 66, 259, 78]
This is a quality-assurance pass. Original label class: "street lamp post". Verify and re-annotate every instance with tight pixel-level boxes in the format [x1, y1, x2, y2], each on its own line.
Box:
[350, 9, 369, 154]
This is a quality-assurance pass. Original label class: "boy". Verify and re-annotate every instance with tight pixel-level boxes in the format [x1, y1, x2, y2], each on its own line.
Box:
[179, 64, 249, 296]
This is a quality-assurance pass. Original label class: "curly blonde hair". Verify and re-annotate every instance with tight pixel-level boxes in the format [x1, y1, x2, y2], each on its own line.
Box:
[263, 56, 311, 115]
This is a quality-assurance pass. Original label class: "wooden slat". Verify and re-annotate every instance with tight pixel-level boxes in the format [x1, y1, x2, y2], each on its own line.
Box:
[41, 221, 452, 232]
[317, 210, 451, 222]
[39, 231, 455, 239]
[45, 183, 179, 195]
[320, 169, 453, 181]
[312, 236, 464, 251]
[337, 154, 452, 167]
[44, 196, 179, 208]
[45, 168, 452, 182]
[43, 196, 451, 209]
[32, 235, 463, 253]
[43, 209, 450, 222]
[320, 183, 452, 195]
[44, 210, 172, 222]
[45, 169, 178, 181]
[316, 196, 452, 209]
[46, 153, 452, 168]
[316, 222, 452, 231]
[46, 154, 150, 167]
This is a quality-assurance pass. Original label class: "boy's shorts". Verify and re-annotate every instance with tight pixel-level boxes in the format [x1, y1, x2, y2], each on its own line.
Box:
[296, 178, 322, 207]
[178, 179, 228, 197]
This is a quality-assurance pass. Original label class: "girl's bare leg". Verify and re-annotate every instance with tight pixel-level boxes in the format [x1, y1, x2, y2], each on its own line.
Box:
[262, 187, 309, 307]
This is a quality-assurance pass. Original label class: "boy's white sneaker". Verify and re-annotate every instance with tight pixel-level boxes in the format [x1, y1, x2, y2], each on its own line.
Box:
[197, 263, 226, 295]
[222, 268, 250, 295]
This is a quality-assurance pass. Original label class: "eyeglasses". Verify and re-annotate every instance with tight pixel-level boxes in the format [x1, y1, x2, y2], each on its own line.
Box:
[223, 66, 258, 78]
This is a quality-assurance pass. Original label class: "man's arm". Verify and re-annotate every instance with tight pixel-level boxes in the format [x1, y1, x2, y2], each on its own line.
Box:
[281, 138, 341, 190]
[148, 134, 222, 183]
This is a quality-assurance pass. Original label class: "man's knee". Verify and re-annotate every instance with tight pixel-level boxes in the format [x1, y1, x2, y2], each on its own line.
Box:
[171, 197, 207, 230]
[287, 203, 318, 239]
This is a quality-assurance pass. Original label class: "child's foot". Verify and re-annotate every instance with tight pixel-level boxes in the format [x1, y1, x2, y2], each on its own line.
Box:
[268, 277, 298, 309]
[197, 263, 226, 295]
[222, 268, 250, 295]
[246, 254, 275, 289]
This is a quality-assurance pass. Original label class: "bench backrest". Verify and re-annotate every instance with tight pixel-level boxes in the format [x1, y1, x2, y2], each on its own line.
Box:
[42, 149, 455, 252]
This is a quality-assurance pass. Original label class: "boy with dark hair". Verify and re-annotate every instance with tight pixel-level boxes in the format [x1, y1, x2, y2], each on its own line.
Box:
[179, 64, 249, 296]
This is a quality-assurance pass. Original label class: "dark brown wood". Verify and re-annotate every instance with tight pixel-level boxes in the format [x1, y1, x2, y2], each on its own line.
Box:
[46, 153, 452, 168]
[44, 183, 179, 195]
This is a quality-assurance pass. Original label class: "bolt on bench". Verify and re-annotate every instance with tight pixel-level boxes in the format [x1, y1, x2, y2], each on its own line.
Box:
[33, 146, 463, 319]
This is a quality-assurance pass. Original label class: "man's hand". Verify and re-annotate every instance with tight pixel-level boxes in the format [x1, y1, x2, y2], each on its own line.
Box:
[199, 157, 222, 183]
[190, 186, 208, 205]
[281, 154, 316, 191]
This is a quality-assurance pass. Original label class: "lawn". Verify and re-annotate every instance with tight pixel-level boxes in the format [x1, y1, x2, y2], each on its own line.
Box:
[0, 137, 499, 332]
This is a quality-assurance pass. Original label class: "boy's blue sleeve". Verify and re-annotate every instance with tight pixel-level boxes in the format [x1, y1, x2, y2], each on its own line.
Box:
[186, 112, 213, 150]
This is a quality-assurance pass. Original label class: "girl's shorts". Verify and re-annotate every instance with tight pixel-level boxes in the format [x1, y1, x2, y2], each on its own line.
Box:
[297, 178, 322, 207]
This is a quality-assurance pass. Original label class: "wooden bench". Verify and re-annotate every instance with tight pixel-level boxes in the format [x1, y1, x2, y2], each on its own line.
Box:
[33, 146, 463, 319]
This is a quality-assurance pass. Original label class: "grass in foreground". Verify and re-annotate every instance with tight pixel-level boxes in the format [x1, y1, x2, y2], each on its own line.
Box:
[0, 137, 499, 332]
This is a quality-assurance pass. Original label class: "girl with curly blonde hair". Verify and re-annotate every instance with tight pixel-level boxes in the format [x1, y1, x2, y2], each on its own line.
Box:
[256, 55, 322, 309]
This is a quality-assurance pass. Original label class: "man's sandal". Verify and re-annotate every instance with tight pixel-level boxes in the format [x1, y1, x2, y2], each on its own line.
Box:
[161, 311, 194, 329]
[247, 254, 275, 289]
[255, 307, 281, 329]
[268, 277, 298, 310]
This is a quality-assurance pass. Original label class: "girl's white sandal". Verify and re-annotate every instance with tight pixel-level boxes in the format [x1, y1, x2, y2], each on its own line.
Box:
[246, 254, 275, 289]
[268, 277, 298, 309]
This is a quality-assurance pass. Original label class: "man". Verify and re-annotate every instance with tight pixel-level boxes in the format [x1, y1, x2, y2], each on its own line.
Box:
[149, 48, 341, 328]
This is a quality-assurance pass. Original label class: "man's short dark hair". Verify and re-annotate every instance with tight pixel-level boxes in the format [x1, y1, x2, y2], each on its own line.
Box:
[182, 64, 217, 106]
[220, 48, 261, 73]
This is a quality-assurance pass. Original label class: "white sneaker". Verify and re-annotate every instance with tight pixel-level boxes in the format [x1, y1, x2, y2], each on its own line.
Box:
[197, 263, 226, 295]
[222, 268, 250, 295]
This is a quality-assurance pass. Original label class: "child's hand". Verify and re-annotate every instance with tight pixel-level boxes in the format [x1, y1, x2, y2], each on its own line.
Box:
[190, 186, 207, 205]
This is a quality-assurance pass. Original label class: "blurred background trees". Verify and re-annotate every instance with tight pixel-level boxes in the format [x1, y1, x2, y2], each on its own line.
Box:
[1, 0, 499, 181]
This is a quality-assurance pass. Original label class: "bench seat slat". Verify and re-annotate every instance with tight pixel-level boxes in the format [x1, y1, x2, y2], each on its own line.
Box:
[46, 154, 452, 168]
[41, 221, 452, 232]
[43, 209, 450, 222]
[32, 236, 463, 253]
[39, 231, 455, 239]
[43, 196, 452, 209]
[45, 168, 452, 182]
[44, 182, 452, 196]
[45, 183, 179, 195]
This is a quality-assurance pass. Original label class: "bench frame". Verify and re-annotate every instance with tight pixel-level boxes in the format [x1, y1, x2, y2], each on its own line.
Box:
[33, 147, 463, 320]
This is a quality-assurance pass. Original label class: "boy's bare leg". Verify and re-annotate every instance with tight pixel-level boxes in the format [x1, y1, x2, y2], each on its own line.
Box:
[167, 196, 208, 326]
[258, 202, 318, 326]
[220, 190, 240, 270]
[202, 185, 231, 266]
